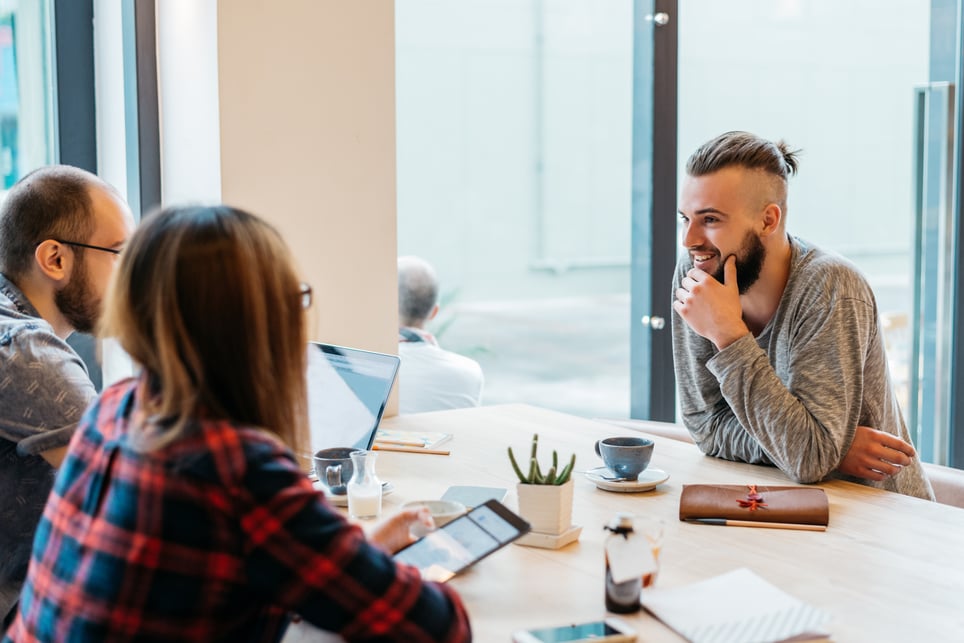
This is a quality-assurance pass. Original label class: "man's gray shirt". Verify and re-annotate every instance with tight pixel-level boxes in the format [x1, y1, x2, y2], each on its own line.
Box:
[0, 274, 96, 618]
[672, 236, 933, 500]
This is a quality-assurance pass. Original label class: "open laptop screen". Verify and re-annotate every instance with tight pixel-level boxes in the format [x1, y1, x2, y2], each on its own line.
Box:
[307, 342, 400, 453]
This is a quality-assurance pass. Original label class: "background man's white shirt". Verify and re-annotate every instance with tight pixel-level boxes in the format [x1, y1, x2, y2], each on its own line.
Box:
[398, 329, 483, 414]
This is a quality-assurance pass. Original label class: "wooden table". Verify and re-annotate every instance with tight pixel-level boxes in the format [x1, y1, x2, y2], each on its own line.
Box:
[372, 404, 964, 642]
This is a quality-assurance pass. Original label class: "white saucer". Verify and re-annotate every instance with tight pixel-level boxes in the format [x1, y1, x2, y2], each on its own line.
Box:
[585, 467, 669, 493]
[314, 481, 394, 507]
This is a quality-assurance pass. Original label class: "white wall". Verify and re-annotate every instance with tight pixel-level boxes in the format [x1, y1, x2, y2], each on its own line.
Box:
[92, 0, 127, 200]
[217, 0, 399, 389]
[157, 0, 222, 205]
[95, 1, 399, 402]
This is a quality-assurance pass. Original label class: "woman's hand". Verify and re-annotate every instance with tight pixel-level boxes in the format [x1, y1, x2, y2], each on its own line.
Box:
[369, 507, 435, 554]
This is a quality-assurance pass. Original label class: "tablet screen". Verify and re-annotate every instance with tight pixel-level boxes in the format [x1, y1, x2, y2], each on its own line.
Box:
[393, 501, 529, 581]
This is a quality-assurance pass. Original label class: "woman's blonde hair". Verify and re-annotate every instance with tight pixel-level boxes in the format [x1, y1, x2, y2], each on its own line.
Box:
[100, 205, 308, 453]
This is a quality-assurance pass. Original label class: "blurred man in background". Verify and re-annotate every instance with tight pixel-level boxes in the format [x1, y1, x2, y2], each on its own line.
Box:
[397, 256, 483, 414]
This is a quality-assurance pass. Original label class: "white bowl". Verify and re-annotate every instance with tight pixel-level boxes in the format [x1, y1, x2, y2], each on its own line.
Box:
[402, 499, 467, 527]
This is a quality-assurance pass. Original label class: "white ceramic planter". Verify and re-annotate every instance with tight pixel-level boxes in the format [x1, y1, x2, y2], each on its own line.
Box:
[517, 479, 574, 535]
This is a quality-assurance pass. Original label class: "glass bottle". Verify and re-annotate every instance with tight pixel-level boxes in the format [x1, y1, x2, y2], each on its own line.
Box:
[604, 513, 642, 613]
[347, 450, 382, 519]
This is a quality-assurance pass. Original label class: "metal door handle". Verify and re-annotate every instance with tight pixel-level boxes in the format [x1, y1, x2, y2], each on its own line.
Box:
[640, 315, 665, 330]
[646, 12, 670, 26]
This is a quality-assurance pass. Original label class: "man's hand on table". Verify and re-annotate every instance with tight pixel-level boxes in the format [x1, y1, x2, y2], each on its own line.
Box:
[838, 425, 916, 481]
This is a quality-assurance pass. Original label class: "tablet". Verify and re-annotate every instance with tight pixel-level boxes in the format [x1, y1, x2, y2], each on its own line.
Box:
[393, 499, 530, 582]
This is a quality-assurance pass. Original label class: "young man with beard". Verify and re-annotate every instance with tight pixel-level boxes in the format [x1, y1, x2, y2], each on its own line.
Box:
[672, 131, 933, 499]
[0, 166, 134, 626]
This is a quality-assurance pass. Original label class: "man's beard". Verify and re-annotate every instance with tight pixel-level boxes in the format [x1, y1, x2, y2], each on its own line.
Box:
[711, 230, 766, 295]
[55, 258, 100, 334]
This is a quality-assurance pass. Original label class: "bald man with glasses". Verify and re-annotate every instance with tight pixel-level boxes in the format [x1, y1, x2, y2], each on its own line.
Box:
[0, 166, 134, 626]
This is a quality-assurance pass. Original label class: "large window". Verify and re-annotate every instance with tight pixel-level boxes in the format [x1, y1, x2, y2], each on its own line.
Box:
[676, 1, 962, 463]
[398, 1, 964, 466]
[678, 0, 929, 415]
[396, 0, 634, 418]
[0, 0, 98, 384]
[0, 0, 55, 194]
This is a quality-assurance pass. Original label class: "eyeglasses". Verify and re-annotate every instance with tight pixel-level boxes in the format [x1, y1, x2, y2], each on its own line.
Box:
[52, 239, 122, 256]
[299, 282, 313, 309]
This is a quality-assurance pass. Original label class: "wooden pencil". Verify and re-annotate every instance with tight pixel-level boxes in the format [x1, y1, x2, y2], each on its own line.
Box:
[372, 444, 451, 456]
[685, 518, 826, 532]
[375, 438, 429, 447]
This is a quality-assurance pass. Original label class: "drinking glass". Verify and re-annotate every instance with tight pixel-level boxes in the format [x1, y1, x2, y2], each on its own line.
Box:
[638, 516, 664, 588]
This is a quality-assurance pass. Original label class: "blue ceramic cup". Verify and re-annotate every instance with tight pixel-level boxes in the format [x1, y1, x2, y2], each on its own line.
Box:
[594, 436, 654, 480]
[313, 447, 356, 495]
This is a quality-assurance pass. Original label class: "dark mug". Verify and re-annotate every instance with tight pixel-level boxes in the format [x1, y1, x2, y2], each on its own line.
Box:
[594, 436, 654, 480]
[313, 447, 356, 495]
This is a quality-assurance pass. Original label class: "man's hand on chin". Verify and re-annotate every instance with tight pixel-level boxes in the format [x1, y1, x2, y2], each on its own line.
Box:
[673, 254, 749, 350]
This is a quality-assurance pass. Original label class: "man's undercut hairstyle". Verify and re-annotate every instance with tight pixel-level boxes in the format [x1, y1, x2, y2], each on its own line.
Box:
[398, 256, 439, 326]
[0, 166, 104, 280]
[686, 131, 800, 181]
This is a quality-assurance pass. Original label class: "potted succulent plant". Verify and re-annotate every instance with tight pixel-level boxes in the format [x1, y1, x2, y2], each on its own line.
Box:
[508, 433, 576, 535]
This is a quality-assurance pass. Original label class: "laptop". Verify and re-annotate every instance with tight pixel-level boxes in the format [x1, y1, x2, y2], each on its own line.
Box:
[307, 342, 401, 454]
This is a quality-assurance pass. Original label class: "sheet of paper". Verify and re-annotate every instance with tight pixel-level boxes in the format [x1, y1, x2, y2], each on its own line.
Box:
[641, 568, 831, 643]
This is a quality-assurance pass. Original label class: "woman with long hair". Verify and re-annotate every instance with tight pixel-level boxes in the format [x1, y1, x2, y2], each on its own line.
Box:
[3, 205, 470, 642]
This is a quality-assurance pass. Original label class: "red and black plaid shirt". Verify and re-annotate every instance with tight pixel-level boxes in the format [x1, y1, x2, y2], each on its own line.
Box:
[4, 378, 470, 642]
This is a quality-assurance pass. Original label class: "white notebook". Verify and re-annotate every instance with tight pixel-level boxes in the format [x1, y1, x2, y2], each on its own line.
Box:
[642, 568, 831, 643]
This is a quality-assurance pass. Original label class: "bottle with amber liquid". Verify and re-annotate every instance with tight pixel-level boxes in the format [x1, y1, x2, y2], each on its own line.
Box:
[604, 513, 642, 613]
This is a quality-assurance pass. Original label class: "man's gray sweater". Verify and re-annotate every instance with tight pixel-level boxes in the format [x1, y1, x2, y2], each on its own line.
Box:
[672, 236, 933, 500]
